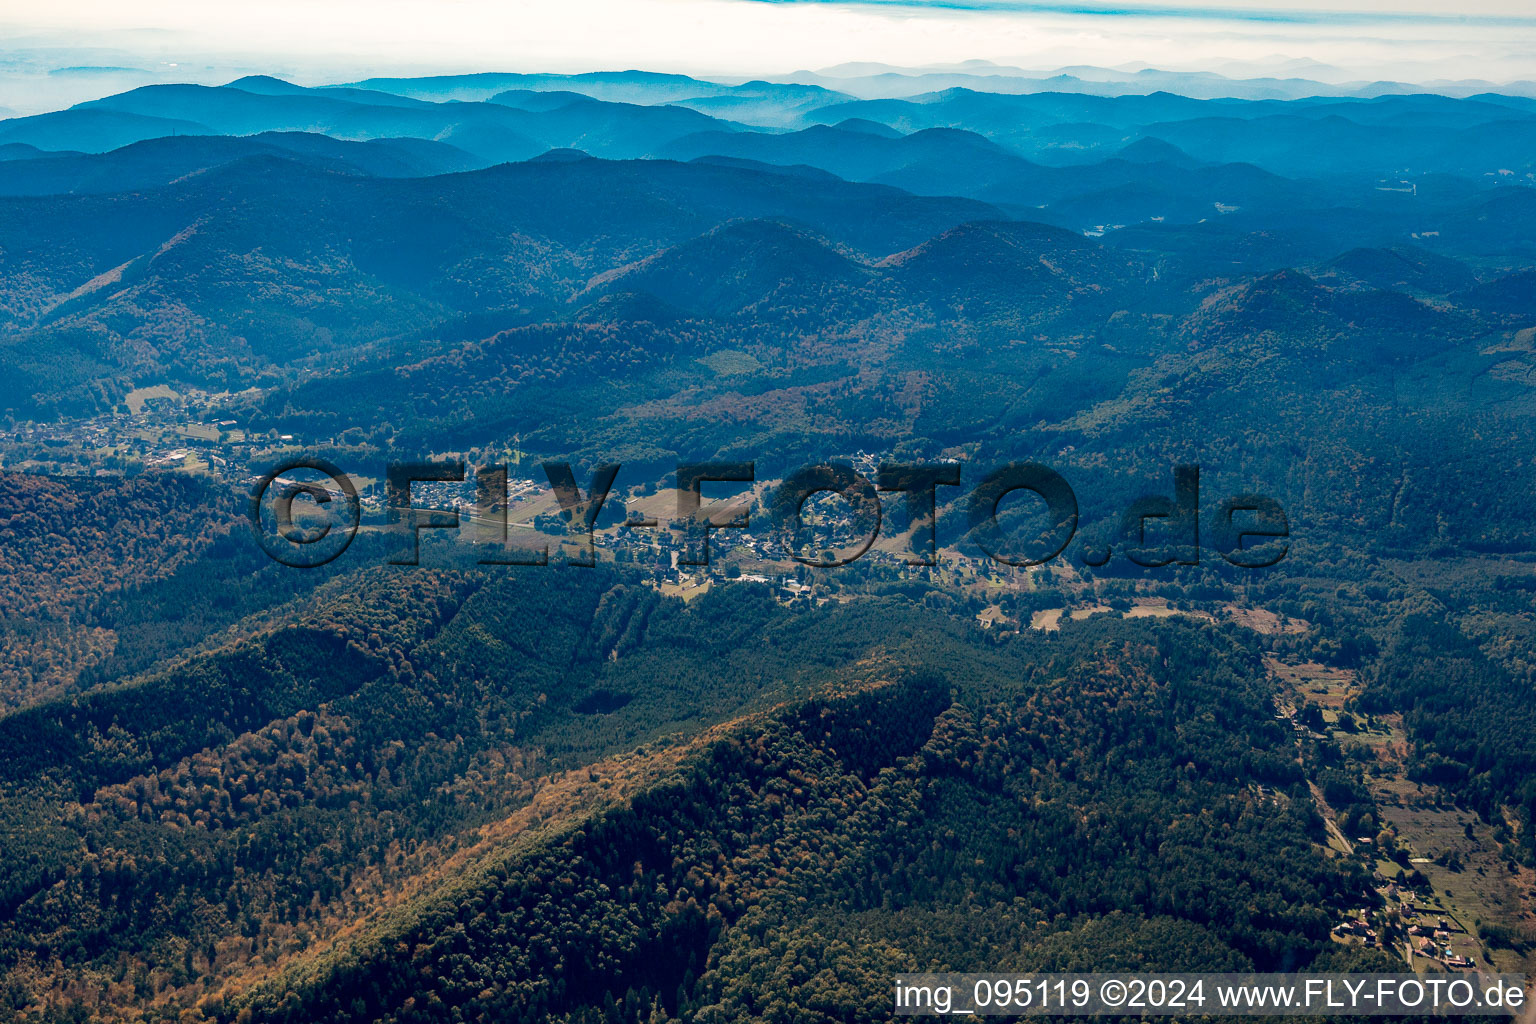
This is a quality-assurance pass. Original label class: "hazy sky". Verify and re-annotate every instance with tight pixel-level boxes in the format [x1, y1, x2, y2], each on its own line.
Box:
[3, 0, 1535, 113]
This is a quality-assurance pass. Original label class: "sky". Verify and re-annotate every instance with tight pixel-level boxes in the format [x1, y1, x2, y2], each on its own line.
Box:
[2, 0, 1535, 114]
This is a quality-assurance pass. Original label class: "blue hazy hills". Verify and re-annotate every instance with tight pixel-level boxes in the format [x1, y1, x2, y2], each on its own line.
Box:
[0, 71, 1532, 231]
[0, 66, 1533, 420]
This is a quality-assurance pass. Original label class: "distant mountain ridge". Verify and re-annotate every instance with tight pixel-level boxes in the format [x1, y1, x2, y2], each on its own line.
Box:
[3, 73, 1533, 248]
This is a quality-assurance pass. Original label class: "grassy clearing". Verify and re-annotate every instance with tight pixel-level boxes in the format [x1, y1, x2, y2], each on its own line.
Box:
[123, 384, 178, 414]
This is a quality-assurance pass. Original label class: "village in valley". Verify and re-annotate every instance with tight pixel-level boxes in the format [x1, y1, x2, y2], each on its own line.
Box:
[10, 392, 1536, 983]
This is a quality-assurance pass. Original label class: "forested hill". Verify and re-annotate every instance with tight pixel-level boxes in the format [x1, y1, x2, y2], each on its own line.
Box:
[0, 553, 1391, 1022]
[223, 615, 1383, 1024]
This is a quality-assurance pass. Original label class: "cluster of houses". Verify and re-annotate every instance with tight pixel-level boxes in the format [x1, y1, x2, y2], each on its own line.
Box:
[1408, 917, 1477, 969]
[2, 397, 288, 478]
[1333, 884, 1479, 970]
[1332, 915, 1382, 947]
[1357, 888, 1482, 968]
[1389, 884, 1480, 968]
